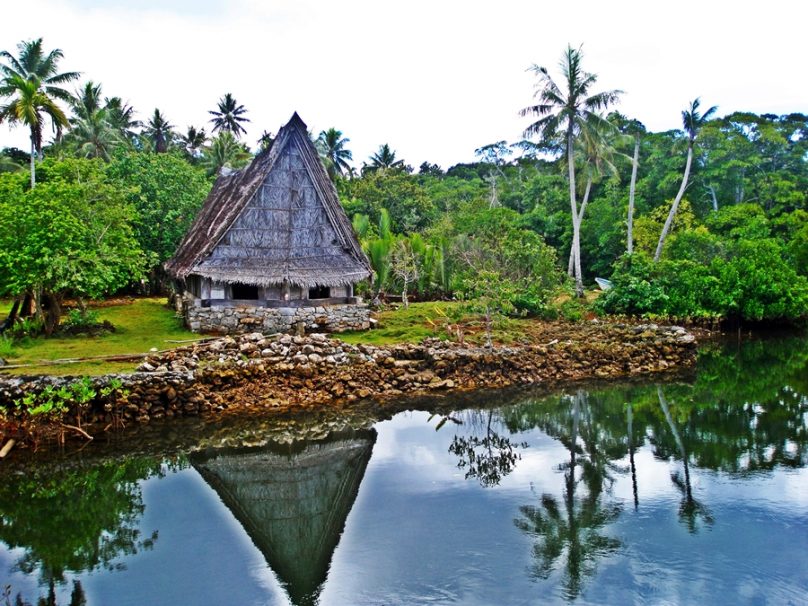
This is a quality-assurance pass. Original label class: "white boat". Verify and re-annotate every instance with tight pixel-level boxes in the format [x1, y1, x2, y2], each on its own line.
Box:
[595, 277, 613, 291]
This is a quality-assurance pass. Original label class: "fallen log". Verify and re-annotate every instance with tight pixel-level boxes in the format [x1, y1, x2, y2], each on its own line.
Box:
[0, 438, 16, 458]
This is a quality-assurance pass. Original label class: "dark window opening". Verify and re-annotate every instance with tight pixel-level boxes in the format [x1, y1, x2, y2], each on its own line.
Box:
[232, 284, 260, 300]
[308, 285, 330, 300]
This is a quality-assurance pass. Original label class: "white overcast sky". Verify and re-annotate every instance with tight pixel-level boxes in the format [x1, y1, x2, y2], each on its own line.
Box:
[1, 0, 806, 168]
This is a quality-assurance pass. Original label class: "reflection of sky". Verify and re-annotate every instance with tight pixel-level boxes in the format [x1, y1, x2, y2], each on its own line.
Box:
[2, 406, 807, 605]
[82, 470, 289, 605]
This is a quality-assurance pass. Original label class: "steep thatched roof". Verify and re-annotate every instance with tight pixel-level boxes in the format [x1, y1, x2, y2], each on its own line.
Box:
[165, 113, 371, 288]
[192, 430, 375, 606]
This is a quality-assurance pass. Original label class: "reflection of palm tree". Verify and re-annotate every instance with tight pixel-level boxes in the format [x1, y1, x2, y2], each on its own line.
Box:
[627, 402, 638, 510]
[8, 579, 86, 606]
[516, 492, 622, 600]
[514, 391, 622, 600]
[657, 386, 714, 533]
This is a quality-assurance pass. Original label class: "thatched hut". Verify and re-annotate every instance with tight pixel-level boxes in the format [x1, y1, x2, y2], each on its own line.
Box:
[165, 112, 372, 334]
[192, 430, 376, 606]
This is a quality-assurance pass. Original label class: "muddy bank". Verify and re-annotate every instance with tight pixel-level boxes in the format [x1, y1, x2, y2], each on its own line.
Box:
[0, 321, 697, 450]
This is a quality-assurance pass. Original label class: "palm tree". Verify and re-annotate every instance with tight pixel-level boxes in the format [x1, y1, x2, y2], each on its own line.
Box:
[366, 143, 404, 173]
[520, 45, 622, 297]
[315, 128, 353, 180]
[143, 108, 174, 153]
[201, 131, 251, 175]
[257, 130, 274, 152]
[0, 38, 79, 186]
[65, 107, 120, 161]
[0, 75, 70, 186]
[623, 120, 645, 255]
[105, 96, 141, 144]
[653, 98, 717, 261]
[71, 80, 102, 120]
[567, 120, 627, 275]
[208, 93, 250, 138]
[62, 81, 121, 160]
[180, 125, 207, 158]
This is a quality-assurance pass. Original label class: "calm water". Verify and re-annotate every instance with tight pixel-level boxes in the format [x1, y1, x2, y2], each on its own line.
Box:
[1, 335, 807, 605]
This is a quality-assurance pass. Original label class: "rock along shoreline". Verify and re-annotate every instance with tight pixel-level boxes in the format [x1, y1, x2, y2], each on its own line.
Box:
[0, 321, 697, 448]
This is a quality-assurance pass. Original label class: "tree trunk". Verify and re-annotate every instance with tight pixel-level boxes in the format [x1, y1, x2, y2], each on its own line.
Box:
[30, 135, 36, 188]
[42, 292, 63, 336]
[654, 144, 693, 262]
[568, 177, 592, 276]
[20, 291, 33, 318]
[0, 299, 20, 333]
[488, 173, 499, 209]
[627, 135, 639, 254]
[707, 185, 718, 211]
[567, 127, 583, 296]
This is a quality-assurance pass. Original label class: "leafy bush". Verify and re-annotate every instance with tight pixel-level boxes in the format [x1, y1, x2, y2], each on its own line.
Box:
[595, 253, 668, 316]
[598, 241, 808, 322]
[711, 239, 808, 321]
[0, 336, 15, 359]
[63, 308, 101, 329]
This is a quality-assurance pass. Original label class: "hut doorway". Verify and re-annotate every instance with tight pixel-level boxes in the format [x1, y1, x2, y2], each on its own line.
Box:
[232, 284, 260, 300]
[308, 286, 330, 300]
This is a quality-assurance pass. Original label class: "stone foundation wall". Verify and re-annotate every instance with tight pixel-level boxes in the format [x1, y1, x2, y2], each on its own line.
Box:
[184, 300, 371, 335]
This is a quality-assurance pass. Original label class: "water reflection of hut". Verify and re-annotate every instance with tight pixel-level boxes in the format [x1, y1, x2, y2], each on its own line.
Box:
[191, 430, 376, 606]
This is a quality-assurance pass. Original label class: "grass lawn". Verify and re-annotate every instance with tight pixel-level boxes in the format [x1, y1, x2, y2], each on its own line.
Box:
[0, 295, 595, 376]
[0, 298, 196, 376]
[339, 301, 534, 347]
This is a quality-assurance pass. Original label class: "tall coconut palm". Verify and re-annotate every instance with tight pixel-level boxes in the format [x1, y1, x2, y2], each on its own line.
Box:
[623, 120, 645, 255]
[0, 38, 79, 186]
[208, 93, 250, 138]
[257, 130, 274, 152]
[180, 125, 207, 159]
[567, 120, 627, 275]
[62, 81, 121, 160]
[366, 143, 404, 173]
[143, 108, 174, 153]
[201, 131, 251, 176]
[315, 128, 353, 180]
[105, 96, 141, 144]
[654, 98, 717, 261]
[65, 106, 120, 161]
[71, 80, 102, 120]
[0, 75, 69, 186]
[520, 45, 622, 297]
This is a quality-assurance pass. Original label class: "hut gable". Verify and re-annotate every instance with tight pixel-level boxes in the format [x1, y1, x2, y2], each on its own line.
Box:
[165, 113, 371, 288]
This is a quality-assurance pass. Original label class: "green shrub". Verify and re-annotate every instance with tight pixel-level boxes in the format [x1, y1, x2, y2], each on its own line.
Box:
[595, 253, 668, 316]
[63, 308, 101, 328]
[598, 240, 808, 322]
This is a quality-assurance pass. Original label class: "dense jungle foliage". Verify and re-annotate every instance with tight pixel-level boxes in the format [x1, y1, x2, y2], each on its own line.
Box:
[0, 38, 805, 333]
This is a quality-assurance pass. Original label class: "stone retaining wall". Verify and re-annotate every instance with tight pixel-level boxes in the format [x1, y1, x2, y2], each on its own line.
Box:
[184, 301, 371, 334]
[0, 322, 699, 443]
